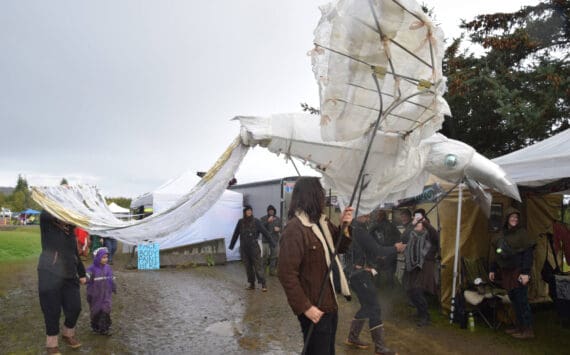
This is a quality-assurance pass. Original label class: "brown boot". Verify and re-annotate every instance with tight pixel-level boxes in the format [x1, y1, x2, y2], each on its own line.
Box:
[344, 318, 369, 349]
[370, 324, 397, 355]
[46, 335, 61, 355]
[511, 327, 535, 339]
[62, 326, 82, 349]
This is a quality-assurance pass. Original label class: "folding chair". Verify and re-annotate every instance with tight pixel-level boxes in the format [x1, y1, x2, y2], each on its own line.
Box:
[461, 256, 508, 329]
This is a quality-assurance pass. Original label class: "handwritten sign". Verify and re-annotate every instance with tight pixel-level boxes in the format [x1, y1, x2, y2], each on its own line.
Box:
[137, 243, 160, 270]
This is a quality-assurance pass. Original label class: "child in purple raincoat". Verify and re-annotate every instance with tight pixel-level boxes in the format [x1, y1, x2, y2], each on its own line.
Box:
[86, 247, 116, 335]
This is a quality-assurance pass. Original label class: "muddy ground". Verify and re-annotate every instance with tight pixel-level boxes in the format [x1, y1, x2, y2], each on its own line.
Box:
[1, 255, 568, 354]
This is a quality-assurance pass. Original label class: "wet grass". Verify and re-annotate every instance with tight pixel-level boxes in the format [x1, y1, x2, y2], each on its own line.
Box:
[0, 226, 41, 262]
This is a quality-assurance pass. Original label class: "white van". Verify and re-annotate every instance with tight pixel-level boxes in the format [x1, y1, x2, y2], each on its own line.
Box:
[0, 207, 12, 218]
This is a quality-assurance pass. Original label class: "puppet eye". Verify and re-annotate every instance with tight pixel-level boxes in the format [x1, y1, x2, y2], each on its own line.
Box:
[444, 154, 458, 168]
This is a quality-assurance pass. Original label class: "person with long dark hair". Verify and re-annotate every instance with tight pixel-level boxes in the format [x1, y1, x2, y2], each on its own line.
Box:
[489, 207, 536, 339]
[278, 177, 354, 355]
[38, 211, 87, 354]
[229, 205, 274, 291]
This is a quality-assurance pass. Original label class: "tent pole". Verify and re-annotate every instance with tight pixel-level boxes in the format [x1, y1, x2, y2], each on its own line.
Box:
[449, 181, 464, 324]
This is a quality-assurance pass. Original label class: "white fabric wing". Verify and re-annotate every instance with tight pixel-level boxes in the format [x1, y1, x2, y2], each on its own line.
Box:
[32, 138, 249, 245]
[311, 0, 450, 143]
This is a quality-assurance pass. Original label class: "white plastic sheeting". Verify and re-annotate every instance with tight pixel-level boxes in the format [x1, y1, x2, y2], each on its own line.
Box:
[311, 0, 450, 143]
[158, 189, 243, 261]
[493, 129, 570, 187]
[237, 113, 520, 213]
[32, 138, 249, 245]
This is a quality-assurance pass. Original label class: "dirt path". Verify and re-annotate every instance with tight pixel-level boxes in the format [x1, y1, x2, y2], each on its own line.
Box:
[0, 257, 567, 354]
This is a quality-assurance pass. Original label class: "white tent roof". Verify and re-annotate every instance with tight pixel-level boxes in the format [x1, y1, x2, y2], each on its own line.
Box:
[493, 129, 570, 186]
[108, 202, 130, 214]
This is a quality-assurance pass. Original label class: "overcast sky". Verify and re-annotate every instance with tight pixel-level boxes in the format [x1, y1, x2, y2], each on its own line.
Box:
[0, 0, 540, 198]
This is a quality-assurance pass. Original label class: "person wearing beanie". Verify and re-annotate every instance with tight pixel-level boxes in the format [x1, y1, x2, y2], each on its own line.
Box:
[229, 205, 275, 291]
[260, 204, 282, 276]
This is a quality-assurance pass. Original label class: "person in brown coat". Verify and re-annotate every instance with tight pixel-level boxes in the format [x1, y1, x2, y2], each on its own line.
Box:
[278, 177, 354, 355]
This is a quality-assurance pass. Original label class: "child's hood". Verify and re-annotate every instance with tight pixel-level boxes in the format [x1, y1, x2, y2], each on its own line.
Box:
[92, 247, 109, 267]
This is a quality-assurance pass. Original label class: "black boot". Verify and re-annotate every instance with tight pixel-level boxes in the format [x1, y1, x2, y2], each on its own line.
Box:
[370, 324, 397, 355]
[245, 283, 255, 290]
[344, 318, 369, 349]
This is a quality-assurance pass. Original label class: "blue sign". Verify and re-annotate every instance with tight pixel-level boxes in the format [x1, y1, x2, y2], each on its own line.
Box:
[137, 243, 160, 270]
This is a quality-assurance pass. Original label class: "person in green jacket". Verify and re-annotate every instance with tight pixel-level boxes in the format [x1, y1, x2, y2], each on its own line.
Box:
[489, 207, 536, 339]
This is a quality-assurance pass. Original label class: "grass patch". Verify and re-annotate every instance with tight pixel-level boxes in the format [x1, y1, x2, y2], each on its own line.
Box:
[0, 226, 41, 262]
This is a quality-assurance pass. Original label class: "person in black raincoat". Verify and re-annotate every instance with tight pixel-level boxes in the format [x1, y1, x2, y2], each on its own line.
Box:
[260, 204, 282, 276]
[344, 214, 403, 355]
[229, 205, 274, 291]
[38, 211, 87, 354]
[368, 209, 401, 286]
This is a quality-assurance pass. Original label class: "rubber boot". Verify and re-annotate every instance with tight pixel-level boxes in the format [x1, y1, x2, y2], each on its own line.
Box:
[370, 324, 397, 355]
[46, 335, 61, 354]
[344, 318, 369, 349]
[62, 326, 82, 349]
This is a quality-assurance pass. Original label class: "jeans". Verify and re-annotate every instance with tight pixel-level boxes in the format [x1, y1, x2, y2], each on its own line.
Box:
[509, 286, 533, 328]
[350, 270, 382, 328]
[298, 312, 338, 355]
[103, 238, 118, 263]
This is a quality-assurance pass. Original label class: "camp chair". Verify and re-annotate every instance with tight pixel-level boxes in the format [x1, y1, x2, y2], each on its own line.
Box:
[461, 256, 508, 329]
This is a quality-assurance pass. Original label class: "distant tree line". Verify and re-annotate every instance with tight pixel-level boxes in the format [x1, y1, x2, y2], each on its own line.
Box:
[0, 175, 41, 213]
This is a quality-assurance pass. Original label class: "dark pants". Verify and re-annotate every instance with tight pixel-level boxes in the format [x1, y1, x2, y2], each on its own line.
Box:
[509, 286, 533, 328]
[103, 238, 118, 263]
[269, 242, 279, 275]
[298, 312, 338, 355]
[350, 270, 382, 328]
[240, 241, 265, 285]
[407, 288, 429, 320]
[38, 269, 82, 336]
[91, 311, 112, 334]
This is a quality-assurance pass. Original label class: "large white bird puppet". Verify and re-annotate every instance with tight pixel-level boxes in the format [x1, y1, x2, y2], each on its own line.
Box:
[236, 113, 520, 215]
[234, 0, 520, 214]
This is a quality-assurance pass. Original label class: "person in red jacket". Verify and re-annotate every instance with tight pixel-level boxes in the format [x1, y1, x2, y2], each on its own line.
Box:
[74, 227, 90, 259]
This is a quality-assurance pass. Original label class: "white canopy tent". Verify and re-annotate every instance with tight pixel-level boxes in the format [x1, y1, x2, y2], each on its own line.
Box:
[107, 202, 129, 214]
[156, 189, 243, 261]
[493, 128, 570, 187]
[130, 169, 243, 260]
